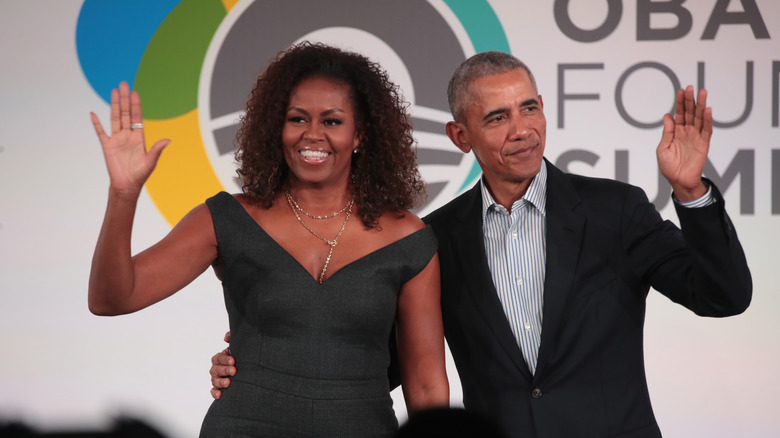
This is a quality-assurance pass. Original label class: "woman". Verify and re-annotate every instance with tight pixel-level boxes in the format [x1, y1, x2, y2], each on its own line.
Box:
[88, 42, 449, 437]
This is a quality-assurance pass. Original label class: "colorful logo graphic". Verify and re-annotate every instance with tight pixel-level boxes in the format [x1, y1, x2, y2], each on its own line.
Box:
[77, 0, 509, 225]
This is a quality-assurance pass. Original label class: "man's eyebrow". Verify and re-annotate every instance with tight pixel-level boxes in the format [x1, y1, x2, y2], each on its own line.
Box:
[482, 107, 508, 122]
[481, 98, 540, 121]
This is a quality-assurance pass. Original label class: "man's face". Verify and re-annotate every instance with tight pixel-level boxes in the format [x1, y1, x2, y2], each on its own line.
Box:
[447, 68, 546, 198]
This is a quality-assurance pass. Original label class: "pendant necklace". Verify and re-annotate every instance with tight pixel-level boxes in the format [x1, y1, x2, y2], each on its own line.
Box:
[285, 191, 354, 284]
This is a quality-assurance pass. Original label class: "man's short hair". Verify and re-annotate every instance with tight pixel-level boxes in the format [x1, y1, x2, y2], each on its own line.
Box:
[447, 51, 537, 122]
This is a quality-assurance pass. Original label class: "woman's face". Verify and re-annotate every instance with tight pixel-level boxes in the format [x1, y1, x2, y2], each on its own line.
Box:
[282, 76, 361, 189]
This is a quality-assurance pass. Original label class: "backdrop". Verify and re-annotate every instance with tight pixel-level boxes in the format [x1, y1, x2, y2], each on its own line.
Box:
[1, 0, 779, 436]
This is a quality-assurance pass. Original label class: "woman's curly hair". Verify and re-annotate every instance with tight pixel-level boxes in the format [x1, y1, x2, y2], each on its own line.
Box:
[235, 42, 425, 228]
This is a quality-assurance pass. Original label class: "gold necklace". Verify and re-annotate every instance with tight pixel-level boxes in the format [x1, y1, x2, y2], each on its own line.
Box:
[285, 191, 351, 219]
[285, 191, 354, 283]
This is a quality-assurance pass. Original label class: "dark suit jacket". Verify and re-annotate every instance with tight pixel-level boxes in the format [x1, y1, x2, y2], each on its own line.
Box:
[422, 160, 752, 437]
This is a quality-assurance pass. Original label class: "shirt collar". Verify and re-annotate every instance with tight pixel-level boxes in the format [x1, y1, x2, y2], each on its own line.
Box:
[480, 160, 548, 220]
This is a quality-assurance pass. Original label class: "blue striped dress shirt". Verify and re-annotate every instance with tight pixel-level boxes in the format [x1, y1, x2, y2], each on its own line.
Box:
[481, 163, 548, 374]
[480, 162, 714, 375]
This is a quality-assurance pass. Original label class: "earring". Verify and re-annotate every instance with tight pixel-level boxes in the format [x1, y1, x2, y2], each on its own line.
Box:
[353, 148, 359, 154]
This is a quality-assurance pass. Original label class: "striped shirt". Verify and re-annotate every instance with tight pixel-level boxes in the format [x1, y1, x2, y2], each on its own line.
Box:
[481, 163, 548, 374]
[480, 162, 714, 375]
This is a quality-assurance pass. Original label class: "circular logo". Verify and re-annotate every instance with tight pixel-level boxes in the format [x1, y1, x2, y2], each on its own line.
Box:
[77, 0, 509, 225]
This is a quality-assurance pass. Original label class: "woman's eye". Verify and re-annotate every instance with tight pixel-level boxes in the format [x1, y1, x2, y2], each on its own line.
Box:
[287, 116, 306, 123]
[324, 118, 343, 126]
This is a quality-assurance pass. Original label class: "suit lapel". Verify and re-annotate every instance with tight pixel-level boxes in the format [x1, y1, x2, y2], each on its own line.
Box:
[451, 184, 533, 380]
[534, 162, 585, 380]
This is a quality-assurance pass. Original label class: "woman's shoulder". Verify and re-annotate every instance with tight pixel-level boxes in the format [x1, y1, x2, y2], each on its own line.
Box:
[202, 191, 276, 227]
[375, 211, 437, 276]
[217, 192, 273, 215]
[375, 210, 427, 241]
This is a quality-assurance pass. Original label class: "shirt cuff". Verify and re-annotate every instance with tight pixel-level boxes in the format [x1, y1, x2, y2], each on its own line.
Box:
[673, 181, 715, 208]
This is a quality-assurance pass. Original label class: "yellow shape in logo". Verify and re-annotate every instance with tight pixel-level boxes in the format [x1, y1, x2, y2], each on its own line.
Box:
[221, 0, 240, 11]
[144, 110, 225, 226]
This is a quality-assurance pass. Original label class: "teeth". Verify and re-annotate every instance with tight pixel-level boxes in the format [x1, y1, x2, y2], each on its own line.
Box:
[300, 150, 329, 159]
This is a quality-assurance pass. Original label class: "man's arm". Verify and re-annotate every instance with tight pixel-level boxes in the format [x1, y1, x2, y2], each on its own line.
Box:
[656, 85, 711, 201]
[209, 332, 235, 400]
[645, 85, 751, 315]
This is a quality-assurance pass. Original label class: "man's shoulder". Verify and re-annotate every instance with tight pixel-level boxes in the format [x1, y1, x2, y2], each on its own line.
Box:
[552, 166, 644, 201]
[549, 161, 626, 188]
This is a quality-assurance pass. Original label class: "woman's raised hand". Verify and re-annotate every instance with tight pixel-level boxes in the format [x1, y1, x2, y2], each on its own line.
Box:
[90, 81, 170, 196]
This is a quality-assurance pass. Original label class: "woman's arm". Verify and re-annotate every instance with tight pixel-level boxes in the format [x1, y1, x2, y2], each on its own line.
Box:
[89, 203, 218, 315]
[396, 252, 449, 414]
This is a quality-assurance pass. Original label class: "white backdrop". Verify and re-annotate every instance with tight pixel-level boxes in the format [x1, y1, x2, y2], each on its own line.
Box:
[1, 1, 779, 437]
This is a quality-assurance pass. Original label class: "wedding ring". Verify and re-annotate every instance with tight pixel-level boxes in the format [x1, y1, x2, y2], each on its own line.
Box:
[130, 123, 145, 130]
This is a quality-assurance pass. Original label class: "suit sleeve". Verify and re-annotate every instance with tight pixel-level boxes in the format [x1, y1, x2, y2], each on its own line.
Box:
[622, 179, 752, 317]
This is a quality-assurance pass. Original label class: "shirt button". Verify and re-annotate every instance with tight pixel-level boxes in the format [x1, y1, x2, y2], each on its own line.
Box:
[515, 277, 523, 285]
[524, 322, 531, 331]
[511, 231, 518, 239]
[532, 388, 543, 398]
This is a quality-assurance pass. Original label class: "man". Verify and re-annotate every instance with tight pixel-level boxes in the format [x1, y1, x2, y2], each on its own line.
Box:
[210, 52, 751, 437]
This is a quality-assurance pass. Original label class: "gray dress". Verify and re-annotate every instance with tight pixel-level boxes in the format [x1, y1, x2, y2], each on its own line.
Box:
[199, 192, 437, 437]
